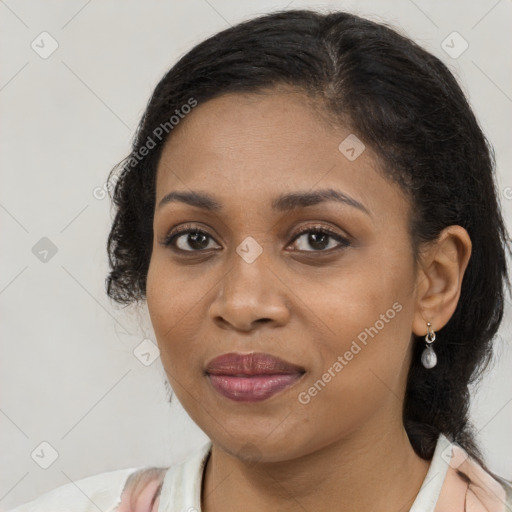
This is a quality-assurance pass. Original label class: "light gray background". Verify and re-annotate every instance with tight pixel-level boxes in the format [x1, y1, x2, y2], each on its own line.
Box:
[1, 0, 511, 509]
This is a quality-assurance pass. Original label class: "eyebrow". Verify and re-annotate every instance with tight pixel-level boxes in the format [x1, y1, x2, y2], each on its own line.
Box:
[157, 188, 371, 216]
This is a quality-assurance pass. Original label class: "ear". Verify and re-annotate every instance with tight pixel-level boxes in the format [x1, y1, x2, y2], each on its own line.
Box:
[412, 225, 472, 337]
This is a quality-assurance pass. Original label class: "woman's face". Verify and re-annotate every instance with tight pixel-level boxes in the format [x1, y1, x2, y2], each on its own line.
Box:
[146, 89, 421, 462]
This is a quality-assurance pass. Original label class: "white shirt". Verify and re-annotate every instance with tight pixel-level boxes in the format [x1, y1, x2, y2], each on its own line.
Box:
[2, 433, 479, 512]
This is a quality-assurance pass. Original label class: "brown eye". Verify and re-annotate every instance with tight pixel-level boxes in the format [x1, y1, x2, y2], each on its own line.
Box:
[289, 227, 350, 252]
[163, 227, 221, 252]
[161, 224, 350, 254]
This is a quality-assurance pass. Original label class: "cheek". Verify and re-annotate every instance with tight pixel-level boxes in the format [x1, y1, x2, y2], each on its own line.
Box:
[146, 252, 202, 331]
[296, 303, 412, 440]
[146, 259, 214, 425]
[146, 255, 211, 378]
[146, 257, 171, 334]
[146, 258, 185, 364]
[306, 293, 409, 385]
[300, 248, 414, 396]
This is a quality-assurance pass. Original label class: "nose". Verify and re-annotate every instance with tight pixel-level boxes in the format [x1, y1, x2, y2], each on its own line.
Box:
[208, 249, 291, 332]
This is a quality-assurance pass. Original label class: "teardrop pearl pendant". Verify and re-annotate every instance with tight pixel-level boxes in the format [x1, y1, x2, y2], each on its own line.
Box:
[421, 322, 437, 369]
[421, 345, 437, 369]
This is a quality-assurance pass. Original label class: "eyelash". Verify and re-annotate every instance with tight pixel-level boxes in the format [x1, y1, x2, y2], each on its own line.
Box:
[162, 223, 351, 254]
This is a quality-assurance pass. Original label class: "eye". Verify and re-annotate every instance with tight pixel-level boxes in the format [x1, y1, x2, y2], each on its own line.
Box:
[288, 226, 350, 252]
[161, 224, 351, 254]
[162, 225, 220, 252]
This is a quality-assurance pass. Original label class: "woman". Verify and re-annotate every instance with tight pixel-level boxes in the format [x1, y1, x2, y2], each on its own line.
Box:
[11, 8, 512, 512]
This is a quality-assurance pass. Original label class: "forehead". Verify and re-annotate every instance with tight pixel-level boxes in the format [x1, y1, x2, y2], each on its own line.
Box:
[158, 89, 345, 170]
[155, 90, 408, 219]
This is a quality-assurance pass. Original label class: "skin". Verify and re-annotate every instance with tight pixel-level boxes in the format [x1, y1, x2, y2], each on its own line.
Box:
[145, 88, 472, 512]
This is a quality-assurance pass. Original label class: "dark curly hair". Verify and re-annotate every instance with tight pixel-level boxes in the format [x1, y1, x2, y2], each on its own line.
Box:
[105, 9, 511, 465]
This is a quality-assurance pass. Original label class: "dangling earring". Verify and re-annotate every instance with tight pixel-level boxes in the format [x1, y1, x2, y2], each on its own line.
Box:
[421, 322, 437, 369]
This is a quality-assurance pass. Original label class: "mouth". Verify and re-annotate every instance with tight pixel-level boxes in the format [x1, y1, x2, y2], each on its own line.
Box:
[205, 352, 306, 402]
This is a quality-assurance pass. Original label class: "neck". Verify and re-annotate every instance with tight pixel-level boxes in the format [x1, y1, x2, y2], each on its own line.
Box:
[201, 423, 431, 512]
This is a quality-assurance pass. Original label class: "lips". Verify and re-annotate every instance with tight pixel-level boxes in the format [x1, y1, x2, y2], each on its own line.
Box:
[205, 352, 305, 376]
[205, 352, 306, 402]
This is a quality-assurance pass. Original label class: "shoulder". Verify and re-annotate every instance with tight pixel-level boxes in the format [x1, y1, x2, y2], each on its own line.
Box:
[494, 475, 512, 508]
[7, 441, 213, 512]
[117, 466, 168, 511]
[7, 466, 154, 512]
[115, 441, 212, 511]
[435, 436, 512, 511]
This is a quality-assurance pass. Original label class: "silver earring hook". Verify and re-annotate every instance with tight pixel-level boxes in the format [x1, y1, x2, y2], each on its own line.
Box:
[425, 322, 436, 344]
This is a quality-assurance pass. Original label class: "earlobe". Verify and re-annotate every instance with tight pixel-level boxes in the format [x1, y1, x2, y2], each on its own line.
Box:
[412, 225, 472, 337]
